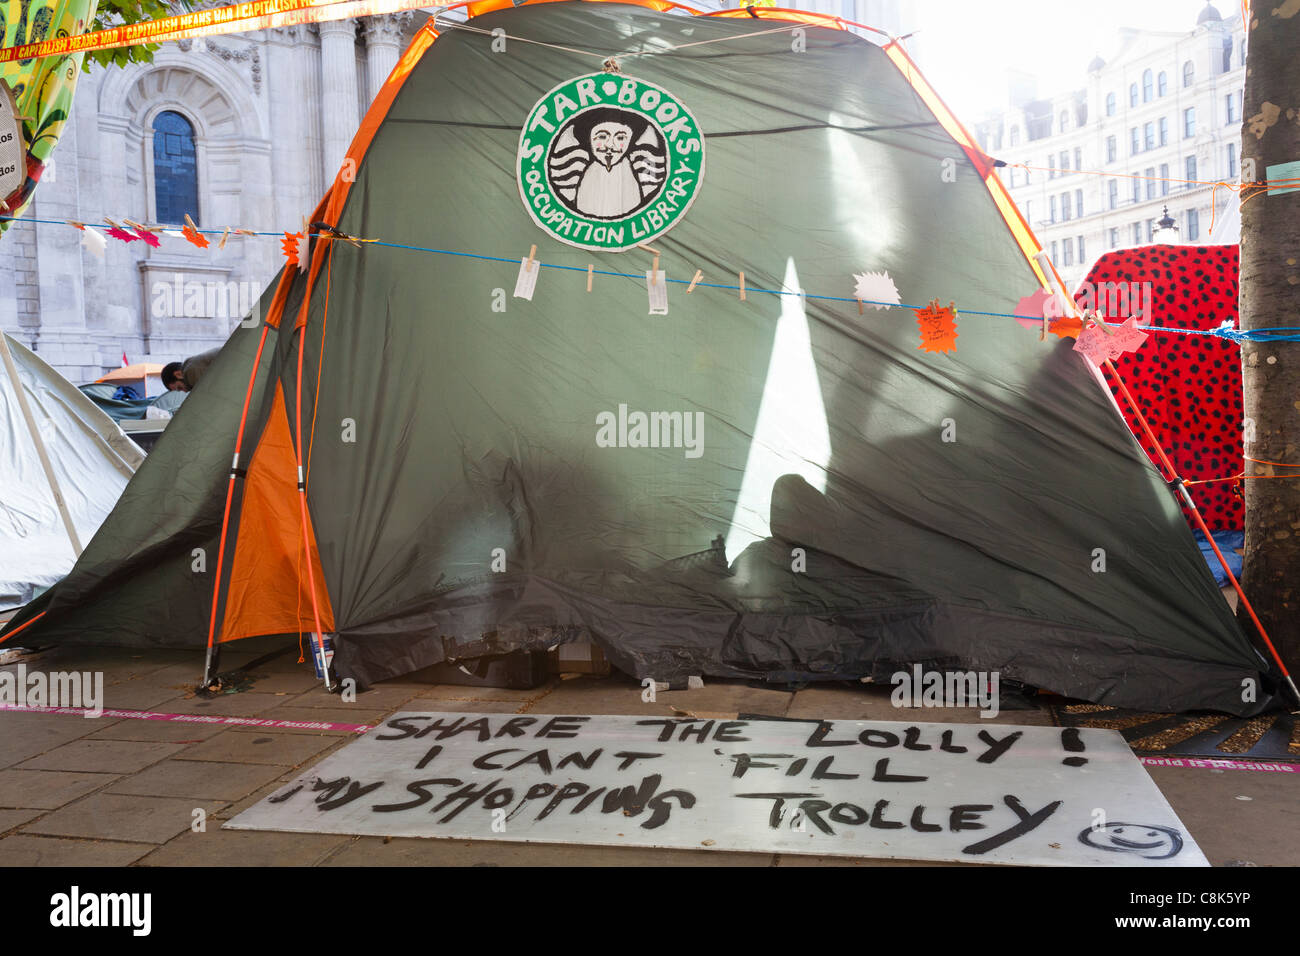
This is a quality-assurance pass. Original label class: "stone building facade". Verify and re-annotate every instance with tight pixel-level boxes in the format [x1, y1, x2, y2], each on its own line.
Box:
[974, 2, 1246, 291]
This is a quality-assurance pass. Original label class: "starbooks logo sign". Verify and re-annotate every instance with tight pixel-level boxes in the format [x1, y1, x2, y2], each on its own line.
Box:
[517, 72, 705, 252]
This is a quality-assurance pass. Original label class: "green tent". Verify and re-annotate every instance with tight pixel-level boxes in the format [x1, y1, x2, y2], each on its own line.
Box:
[0, 1, 1275, 715]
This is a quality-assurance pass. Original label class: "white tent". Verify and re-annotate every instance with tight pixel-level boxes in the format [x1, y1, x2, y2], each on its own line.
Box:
[0, 332, 144, 610]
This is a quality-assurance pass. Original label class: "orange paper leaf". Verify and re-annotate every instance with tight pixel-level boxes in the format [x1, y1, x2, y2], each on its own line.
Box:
[182, 224, 210, 248]
[282, 231, 303, 266]
[915, 299, 958, 353]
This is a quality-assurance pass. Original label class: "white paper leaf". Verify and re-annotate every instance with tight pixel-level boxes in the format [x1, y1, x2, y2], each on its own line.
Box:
[81, 225, 107, 259]
[852, 271, 901, 310]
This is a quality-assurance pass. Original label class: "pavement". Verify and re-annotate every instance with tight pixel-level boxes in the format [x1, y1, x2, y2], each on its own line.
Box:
[0, 636, 1295, 867]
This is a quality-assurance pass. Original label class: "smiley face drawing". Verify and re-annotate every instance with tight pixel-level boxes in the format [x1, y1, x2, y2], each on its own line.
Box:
[1078, 823, 1184, 859]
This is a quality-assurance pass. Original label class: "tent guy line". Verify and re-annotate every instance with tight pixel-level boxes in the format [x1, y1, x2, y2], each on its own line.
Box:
[3, 215, 1296, 343]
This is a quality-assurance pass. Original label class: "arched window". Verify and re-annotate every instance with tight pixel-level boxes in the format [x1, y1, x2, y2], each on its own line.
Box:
[1009, 125, 1020, 146]
[1142, 69, 1153, 102]
[1182, 60, 1195, 87]
[1157, 71, 1168, 96]
[1129, 83, 1138, 107]
[1106, 92, 1116, 116]
[153, 111, 199, 226]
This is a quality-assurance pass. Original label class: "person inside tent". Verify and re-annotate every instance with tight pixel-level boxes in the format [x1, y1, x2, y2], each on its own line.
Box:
[161, 362, 190, 392]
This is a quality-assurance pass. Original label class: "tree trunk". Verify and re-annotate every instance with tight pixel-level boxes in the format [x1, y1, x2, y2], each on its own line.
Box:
[1238, 4, 1300, 677]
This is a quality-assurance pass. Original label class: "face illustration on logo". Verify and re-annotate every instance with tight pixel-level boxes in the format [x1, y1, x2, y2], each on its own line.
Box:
[590, 121, 632, 169]
[1078, 823, 1184, 859]
[519, 73, 704, 251]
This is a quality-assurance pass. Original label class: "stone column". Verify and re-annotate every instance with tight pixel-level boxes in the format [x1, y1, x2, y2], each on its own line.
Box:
[318, 18, 360, 183]
[363, 13, 412, 105]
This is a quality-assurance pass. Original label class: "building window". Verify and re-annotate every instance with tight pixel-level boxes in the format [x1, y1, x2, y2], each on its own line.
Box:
[1240, 39, 1246, 65]
[1133, 222, 1142, 245]
[1077, 235, 1085, 263]
[1226, 92, 1238, 124]
[1142, 69, 1153, 102]
[1106, 92, 1116, 116]
[1143, 122, 1155, 150]
[1074, 147, 1082, 172]
[1051, 240, 1058, 261]
[1158, 71, 1168, 96]
[1223, 40, 1232, 72]
[1129, 83, 1138, 107]
[1049, 155, 1056, 179]
[1060, 110, 1069, 133]
[1010, 125, 1020, 146]
[1109, 227, 1119, 248]
[1146, 219, 1154, 243]
[1075, 188, 1084, 217]
[1185, 154, 1197, 185]
[1132, 175, 1141, 203]
[1130, 127, 1139, 155]
[1050, 195, 1057, 222]
[1106, 135, 1117, 163]
[1145, 167, 1156, 200]
[1184, 107, 1196, 138]
[1159, 116, 1168, 145]
[1063, 237, 1074, 266]
[1183, 60, 1194, 87]
[1187, 208, 1200, 241]
[1059, 150, 1069, 174]
[1061, 191, 1072, 221]
[152, 110, 199, 227]
[1159, 162, 1170, 195]
[1108, 179, 1118, 209]
[1008, 167, 1016, 188]
[1227, 143, 1237, 178]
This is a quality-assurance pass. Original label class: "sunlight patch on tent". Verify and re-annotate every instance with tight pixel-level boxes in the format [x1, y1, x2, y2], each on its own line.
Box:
[724, 258, 831, 565]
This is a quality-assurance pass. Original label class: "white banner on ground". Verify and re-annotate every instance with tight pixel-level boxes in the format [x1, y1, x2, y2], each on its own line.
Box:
[227, 712, 1208, 866]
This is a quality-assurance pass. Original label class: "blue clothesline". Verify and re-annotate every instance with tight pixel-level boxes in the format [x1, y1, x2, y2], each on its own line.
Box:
[6, 214, 1300, 342]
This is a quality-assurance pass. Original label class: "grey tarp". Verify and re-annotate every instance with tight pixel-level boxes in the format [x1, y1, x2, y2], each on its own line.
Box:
[0, 3, 1274, 714]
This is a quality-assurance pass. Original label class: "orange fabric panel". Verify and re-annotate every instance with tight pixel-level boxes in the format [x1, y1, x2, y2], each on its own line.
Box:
[702, 8, 848, 27]
[218, 385, 334, 643]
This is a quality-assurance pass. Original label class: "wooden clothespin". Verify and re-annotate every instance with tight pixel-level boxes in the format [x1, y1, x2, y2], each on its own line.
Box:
[686, 269, 702, 294]
[218, 226, 231, 249]
[738, 271, 746, 301]
[857, 298, 864, 315]
[527, 244, 537, 268]
[184, 214, 199, 233]
[586, 263, 593, 292]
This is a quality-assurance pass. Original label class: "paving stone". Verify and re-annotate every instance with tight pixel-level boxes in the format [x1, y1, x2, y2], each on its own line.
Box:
[0, 809, 43, 833]
[1144, 764, 1300, 867]
[17, 739, 186, 774]
[287, 684, 424, 711]
[107, 760, 289, 802]
[139, 827, 353, 866]
[516, 676, 677, 716]
[401, 699, 524, 714]
[22, 793, 227, 844]
[0, 714, 112, 769]
[174, 730, 339, 767]
[157, 692, 292, 716]
[0, 769, 119, 809]
[405, 681, 557, 702]
[0, 834, 155, 866]
[319, 835, 773, 867]
[85, 719, 230, 743]
[238, 670, 322, 695]
[98, 679, 188, 711]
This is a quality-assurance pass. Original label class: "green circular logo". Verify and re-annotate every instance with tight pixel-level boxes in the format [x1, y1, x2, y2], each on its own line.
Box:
[517, 73, 705, 252]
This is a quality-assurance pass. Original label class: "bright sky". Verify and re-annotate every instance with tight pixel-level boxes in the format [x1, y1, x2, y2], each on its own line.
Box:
[907, 0, 1232, 120]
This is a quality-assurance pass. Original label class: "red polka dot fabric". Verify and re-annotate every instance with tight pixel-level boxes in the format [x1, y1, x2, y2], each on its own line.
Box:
[1074, 245, 1243, 531]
